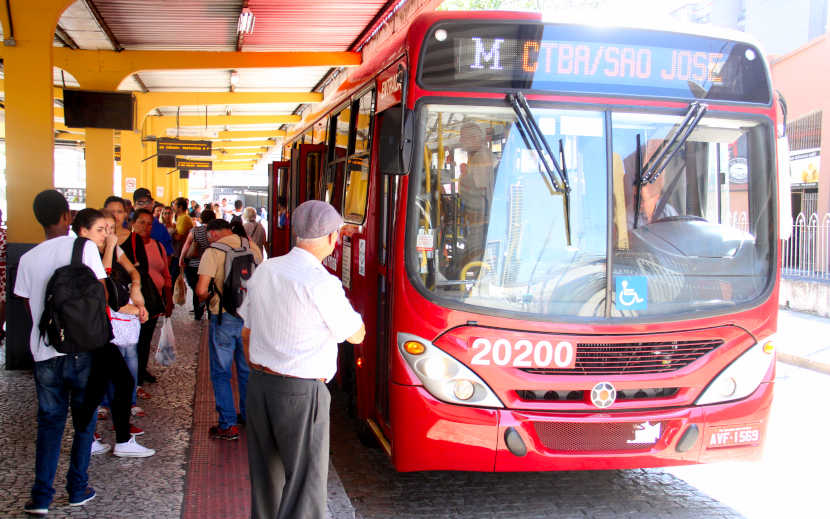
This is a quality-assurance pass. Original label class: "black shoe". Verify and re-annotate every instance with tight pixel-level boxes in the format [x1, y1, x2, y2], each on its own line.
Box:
[237, 413, 246, 426]
[143, 373, 157, 384]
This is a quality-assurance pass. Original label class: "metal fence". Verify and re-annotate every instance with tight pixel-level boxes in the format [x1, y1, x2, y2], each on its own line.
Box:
[782, 212, 830, 281]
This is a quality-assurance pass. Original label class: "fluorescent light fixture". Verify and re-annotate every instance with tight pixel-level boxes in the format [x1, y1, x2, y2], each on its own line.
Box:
[238, 8, 255, 34]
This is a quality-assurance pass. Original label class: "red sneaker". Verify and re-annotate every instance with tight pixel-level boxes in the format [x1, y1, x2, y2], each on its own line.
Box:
[209, 425, 239, 440]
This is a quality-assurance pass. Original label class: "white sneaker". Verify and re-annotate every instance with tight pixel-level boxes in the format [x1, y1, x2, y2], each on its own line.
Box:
[113, 436, 156, 458]
[91, 438, 111, 456]
[131, 405, 145, 417]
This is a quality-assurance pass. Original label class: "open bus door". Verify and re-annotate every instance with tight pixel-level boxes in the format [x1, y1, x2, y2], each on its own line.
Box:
[272, 143, 327, 257]
[269, 160, 291, 258]
[293, 143, 327, 208]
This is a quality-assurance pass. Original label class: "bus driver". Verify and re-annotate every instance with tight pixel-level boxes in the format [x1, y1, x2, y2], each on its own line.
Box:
[458, 122, 495, 270]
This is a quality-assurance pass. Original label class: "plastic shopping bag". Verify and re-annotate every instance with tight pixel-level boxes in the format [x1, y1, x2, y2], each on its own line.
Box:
[173, 274, 187, 306]
[155, 317, 176, 367]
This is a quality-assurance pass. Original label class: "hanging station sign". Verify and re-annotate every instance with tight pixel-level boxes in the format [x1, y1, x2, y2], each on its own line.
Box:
[157, 138, 212, 156]
[175, 158, 213, 170]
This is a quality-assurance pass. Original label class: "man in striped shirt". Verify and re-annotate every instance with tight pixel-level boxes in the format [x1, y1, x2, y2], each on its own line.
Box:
[240, 200, 365, 519]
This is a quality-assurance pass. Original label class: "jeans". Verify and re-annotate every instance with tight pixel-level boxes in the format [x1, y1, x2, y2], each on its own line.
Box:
[105, 343, 138, 408]
[184, 265, 204, 319]
[208, 313, 250, 429]
[32, 353, 97, 507]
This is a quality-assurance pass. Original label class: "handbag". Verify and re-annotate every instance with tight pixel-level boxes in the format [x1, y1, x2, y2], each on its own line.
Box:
[106, 261, 132, 310]
[110, 309, 140, 347]
[173, 273, 187, 306]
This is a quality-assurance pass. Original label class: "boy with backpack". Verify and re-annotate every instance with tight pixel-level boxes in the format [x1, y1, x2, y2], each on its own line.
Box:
[15, 190, 108, 515]
[195, 218, 261, 440]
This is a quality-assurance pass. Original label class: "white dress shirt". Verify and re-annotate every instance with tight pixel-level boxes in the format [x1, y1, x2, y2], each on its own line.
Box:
[239, 247, 362, 382]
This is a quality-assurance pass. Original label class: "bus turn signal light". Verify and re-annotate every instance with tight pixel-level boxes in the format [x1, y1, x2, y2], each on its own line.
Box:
[762, 341, 775, 354]
[404, 341, 426, 355]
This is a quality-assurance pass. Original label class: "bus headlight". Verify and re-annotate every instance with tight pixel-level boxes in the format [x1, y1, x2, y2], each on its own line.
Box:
[695, 335, 776, 406]
[398, 332, 504, 408]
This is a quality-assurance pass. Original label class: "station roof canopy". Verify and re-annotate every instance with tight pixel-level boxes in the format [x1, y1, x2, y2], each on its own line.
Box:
[37, 0, 433, 162]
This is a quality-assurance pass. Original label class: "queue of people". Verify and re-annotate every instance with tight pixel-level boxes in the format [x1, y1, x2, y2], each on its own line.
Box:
[17, 187, 364, 519]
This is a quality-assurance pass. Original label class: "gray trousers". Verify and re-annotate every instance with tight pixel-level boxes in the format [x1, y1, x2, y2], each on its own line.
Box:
[246, 369, 330, 519]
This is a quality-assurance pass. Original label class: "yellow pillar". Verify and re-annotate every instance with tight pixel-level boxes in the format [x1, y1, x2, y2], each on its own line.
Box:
[2, 0, 77, 369]
[120, 130, 142, 197]
[4, 0, 75, 243]
[84, 128, 115, 208]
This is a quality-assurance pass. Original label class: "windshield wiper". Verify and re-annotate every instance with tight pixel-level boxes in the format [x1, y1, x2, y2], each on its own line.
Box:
[507, 93, 570, 193]
[507, 93, 572, 245]
[633, 101, 707, 228]
[640, 101, 707, 184]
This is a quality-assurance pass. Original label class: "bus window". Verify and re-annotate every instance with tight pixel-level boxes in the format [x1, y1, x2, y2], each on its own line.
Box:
[312, 117, 328, 145]
[305, 151, 323, 201]
[611, 112, 773, 316]
[343, 90, 375, 224]
[334, 107, 351, 156]
[344, 156, 369, 222]
[410, 104, 607, 317]
[325, 107, 351, 208]
[276, 166, 289, 229]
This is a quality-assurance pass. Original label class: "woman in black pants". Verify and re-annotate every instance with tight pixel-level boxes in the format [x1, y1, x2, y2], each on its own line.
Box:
[73, 209, 155, 457]
[122, 209, 173, 388]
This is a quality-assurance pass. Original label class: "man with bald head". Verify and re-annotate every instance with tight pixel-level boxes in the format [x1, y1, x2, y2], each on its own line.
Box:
[240, 200, 365, 519]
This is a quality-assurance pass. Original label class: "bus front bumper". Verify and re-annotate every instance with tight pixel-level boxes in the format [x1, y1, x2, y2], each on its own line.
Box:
[389, 380, 773, 472]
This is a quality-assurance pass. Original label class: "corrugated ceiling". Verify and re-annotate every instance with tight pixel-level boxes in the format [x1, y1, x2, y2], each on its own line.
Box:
[48, 0, 401, 166]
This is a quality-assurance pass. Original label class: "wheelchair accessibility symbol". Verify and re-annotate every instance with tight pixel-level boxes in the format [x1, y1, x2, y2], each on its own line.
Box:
[615, 276, 647, 310]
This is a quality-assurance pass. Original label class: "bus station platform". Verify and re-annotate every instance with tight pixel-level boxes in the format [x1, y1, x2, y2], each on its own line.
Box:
[0, 303, 355, 519]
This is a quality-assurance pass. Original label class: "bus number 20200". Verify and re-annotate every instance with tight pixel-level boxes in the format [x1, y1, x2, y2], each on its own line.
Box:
[470, 338, 576, 369]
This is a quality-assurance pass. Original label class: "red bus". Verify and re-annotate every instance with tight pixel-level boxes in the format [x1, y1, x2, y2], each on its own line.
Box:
[269, 10, 788, 472]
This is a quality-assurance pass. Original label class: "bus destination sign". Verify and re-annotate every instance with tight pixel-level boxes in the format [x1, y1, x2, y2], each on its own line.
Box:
[457, 37, 727, 90]
[419, 22, 771, 104]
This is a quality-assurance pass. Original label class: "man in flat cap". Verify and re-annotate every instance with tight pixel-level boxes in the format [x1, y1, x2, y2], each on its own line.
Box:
[240, 200, 365, 519]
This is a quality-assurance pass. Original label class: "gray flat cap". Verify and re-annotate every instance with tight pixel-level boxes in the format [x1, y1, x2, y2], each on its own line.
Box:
[293, 200, 343, 239]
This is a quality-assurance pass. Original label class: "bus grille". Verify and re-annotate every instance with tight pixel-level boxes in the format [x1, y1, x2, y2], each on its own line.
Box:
[532, 421, 663, 452]
[516, 387, 678, 402]
[521, 339, 722, 375]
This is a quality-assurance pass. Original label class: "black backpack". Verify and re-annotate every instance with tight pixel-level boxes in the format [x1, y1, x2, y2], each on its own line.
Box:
[39, 237, 113, 354]
[209, 237, 256, 322]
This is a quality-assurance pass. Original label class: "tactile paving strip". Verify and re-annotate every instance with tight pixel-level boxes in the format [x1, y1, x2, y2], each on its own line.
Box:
[181, 323, 250, 519]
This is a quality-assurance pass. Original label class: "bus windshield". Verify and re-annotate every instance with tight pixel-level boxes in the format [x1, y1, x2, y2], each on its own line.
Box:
[408, 103, 775, 320]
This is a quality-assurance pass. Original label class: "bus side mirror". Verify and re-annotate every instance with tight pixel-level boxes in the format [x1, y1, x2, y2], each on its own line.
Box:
[777, 91, 792, 240]
[378, 105, 413, 175]
[777, 135, 792, 240]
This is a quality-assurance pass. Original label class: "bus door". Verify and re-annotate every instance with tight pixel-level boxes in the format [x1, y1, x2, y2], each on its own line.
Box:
[373, 105, 407, 429]
[269, 160, 291, 257]
[292, 143, 326, 208]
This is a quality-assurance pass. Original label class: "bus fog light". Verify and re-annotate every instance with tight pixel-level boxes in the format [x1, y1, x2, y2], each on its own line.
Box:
[718, 377, 737, 398]
[453, 380, 475, 400]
